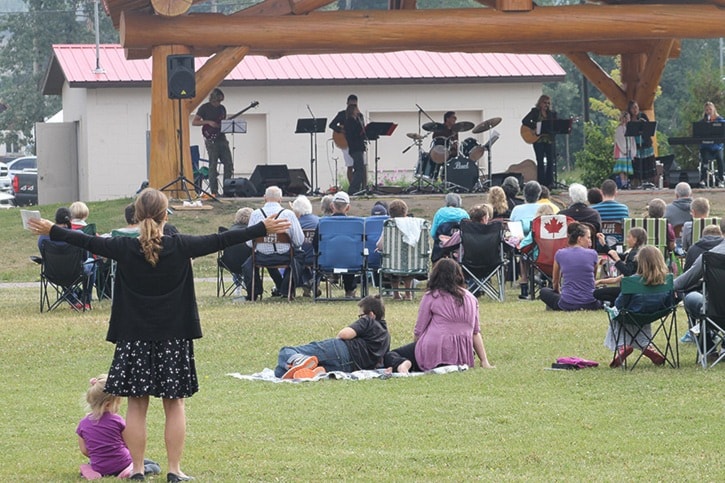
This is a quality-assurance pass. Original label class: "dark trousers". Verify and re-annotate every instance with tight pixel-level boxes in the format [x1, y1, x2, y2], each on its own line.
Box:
[242, 251, 303, 297]
[205, 138, 233, 195]
[539, 287, 561, 311]
[383, 342, 420, 372]
[534, 141, 554, 187]
[349, 150, 366, 194]
[594, 286, 620, 305]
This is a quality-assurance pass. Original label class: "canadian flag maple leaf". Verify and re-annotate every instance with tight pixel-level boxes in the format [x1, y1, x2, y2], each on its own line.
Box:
[544, 217, 564, 235]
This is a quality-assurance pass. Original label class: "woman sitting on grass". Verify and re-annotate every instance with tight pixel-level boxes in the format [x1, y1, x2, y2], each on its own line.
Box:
[605, 245, 672, 368]
[384, 258, 494, 373]
[539, 222, 601, 311]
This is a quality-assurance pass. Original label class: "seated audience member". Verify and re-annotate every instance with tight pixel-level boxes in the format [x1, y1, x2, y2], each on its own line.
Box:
[537, 186, 560, 214]
[681, 197, 711, 252]
[384, 258, 493, 373]
[684, 224, 723, 272]
[605, 246, 672, 368]
[509, 180, 543, 236]
[227, 207, 254, 294]
[591, 179, 629, 222]
[501, 176, 523, 212]
[487, 186, 511, 219]
[439, 203, 493, 257]
[646, 198, 676, 251]
[320, 194, 334, 216]
[242, 186, 305, 300]
[37, 207, 72, 250]
[231, 207, 253, 230]
[559, 183, 602, 234]
[539, 222, 601, 311]
[370, 200, 388, 216]
[664, 182, 693, 229]
[376, 199, 416, 300]
[587, 187, 603, 206]
[290, 195, 320, 297]
[70, 201, 91, 230]
[430, 192, 470, 243]
[113, 204, 140, 236]
[313, 191, 359, 298]
[516, 203, 555, 300]
[274, 295, 390, 378]
[594, 227, 647, 305]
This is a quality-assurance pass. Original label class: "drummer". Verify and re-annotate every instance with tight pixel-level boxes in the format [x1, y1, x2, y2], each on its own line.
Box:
[430, 111, 459, 178]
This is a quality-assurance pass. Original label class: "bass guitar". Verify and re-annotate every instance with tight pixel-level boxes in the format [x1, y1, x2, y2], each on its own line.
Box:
[202, 100, 259, 141]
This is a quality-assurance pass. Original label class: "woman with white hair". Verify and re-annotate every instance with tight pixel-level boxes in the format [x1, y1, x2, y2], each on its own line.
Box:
[559, 183, 602, 233]
[290, 195, 319, 297]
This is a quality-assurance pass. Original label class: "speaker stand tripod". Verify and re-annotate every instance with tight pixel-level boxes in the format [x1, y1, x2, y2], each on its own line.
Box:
[160, 99, 219, 202]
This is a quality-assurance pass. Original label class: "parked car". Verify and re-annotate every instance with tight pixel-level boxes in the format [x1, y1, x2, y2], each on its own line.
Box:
[12, 171, 37, 206]
[0, 156, 36, 191]
[0, 162, 9, 193]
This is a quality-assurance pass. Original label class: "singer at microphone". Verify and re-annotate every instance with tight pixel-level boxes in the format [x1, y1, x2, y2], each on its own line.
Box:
[521, 94, 558, 188]
[699, 101, 725, 187]
[328, 94, 366, 188]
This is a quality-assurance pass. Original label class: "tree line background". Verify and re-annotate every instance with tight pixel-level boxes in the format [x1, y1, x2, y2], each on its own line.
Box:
[0, 0, 723, 187]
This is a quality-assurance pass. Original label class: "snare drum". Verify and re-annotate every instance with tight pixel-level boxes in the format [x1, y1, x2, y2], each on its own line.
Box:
[429, 137, 449, 164]
[461, 137, 485, 161]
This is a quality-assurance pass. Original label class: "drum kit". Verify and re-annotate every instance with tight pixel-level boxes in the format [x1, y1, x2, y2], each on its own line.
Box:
[404, 107, 502, 193]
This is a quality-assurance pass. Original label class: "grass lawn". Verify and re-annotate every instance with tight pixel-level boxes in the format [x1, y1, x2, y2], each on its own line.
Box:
[1, 194, 724, 480]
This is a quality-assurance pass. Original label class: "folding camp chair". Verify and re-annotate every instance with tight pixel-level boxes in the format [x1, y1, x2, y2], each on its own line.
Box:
[692, 251, 725, 368]
[431, 221, 460, 263]
[191, 145, 210, 194]
[378, 217, 430, 300]
[250, 232, 297, 301]
[690, 217, 722, 246]
[623, 217, 677, 272]
[314, 216, 367, 301]
[520, 214, 574, 300]
[216, 226, 251, 297]
[364, 215, 389, 289]
[35, 239, 91, 312]
[605, 274, 679, 370]
[96, 228, 141, 301]
[459, 220, 506, 302]
[598, 220, 624, 278]
[300, 228, 317, 296]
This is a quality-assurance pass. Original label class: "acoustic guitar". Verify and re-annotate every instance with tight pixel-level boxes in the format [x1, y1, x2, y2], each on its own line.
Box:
[202, 100, 259, 141]
[332, 130, 348, 150]
[520, 124, 540, 144]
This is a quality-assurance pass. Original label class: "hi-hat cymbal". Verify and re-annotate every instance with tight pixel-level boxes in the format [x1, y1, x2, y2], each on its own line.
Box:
[452, 121, 475, 133]
[407, 133, 424, 140]
[472, 117, 502, 134]
[422, 121, 445, 132]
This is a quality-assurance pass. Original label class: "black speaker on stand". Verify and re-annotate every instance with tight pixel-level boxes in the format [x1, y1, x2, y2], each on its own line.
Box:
[159, 55, 218, 201]
[668, 169, 700, 189]
[250, 165, 291, 196]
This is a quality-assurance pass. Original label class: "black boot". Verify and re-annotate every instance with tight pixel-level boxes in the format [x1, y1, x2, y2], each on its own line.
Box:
[518, 283, 529, 300]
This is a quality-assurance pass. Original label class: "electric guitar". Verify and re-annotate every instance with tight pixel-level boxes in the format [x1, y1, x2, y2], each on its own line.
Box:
[202, 100, 259, 141]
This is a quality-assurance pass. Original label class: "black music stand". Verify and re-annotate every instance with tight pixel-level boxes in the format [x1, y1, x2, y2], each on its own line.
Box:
[296, 118, 326, 195]
[363, 122, 397, 193]
[540, 119, 572, 189]
[626, 120, 657, 189]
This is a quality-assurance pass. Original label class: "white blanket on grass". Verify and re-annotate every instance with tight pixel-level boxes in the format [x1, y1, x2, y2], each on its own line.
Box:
[227, 364, 468, 383]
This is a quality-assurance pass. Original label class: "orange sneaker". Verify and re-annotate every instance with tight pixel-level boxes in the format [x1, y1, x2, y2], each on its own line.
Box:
[291, 368, 317, 379]
[312, 366, 327, 375]
[282, 355, 319, 379]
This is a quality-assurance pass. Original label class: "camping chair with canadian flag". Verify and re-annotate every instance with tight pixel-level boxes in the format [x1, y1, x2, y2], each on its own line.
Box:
[520, 214, 575, 300]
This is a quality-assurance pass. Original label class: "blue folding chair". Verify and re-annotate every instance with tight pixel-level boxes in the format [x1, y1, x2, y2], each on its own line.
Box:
[364, 215, 389, 289]
[314, 216, 367, 301]
[190, 145, 209, 194]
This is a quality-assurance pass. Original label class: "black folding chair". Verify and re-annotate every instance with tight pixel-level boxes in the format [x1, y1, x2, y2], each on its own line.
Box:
[459, 220, 507, 302]
[35, 240, 91, 312]
[216, 226, 252, 297]
[693, 251, 725, 368]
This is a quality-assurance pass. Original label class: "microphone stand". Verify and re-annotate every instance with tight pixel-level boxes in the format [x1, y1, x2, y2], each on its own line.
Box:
[406, 104, 439, 193]
[307, 104, 321, 195]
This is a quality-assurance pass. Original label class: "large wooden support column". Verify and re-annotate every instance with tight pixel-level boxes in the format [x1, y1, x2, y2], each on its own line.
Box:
[567, 52, 627, 110]
[190, 47, 250, 112]
[149, 45, 194, 194]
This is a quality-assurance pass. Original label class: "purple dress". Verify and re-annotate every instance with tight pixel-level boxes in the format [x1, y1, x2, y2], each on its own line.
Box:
[414, 289, 480, 371]
[555, 246, 600, 310]
[76, 412, 132, 475]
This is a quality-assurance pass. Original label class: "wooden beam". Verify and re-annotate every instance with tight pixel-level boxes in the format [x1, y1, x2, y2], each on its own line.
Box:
[566, 52, 628, 110]
[389, 0, 417, 8]
[120, 5, 725, 52]
[191, 47, 250, 111]
[151, 0, 191, 17]
[291, 0, 338, 14]
[621, 52, 645, 103]
[637, 39, 675, 110]
[237, 0, 294, 16]
[148, 45, 194, 194]
[496, 0, 532, 11]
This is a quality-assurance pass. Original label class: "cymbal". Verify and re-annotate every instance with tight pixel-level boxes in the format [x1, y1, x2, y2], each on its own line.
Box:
[407, 133, 425, 140]
[452, 121, 475, 133]
[422, 121, 445, 132]
[472, 117, 502, 134]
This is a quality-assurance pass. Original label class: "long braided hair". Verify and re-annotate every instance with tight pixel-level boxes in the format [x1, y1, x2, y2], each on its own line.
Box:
[135, 188, 168, 267]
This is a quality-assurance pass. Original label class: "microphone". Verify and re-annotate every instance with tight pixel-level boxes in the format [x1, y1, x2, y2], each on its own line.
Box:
[402, 145, 412, 154]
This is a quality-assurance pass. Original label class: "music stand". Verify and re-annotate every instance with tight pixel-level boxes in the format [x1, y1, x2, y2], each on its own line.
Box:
[626, 120, 657, 189]
[295, 118, 326, 195]
[539, 119, 572, 189]
[363, 122, 397, 193]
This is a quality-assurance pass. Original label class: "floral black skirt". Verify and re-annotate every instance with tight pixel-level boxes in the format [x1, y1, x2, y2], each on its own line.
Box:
[105, 339, 198, 399]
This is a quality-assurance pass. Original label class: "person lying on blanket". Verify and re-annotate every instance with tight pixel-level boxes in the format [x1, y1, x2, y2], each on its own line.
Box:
[274, 295, 390, 379]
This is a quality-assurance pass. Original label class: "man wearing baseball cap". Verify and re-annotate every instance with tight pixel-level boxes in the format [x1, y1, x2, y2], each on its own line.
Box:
[313, 191, 358, 298]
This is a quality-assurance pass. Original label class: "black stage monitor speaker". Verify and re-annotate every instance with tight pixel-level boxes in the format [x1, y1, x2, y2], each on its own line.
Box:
[490, 172, 523, 188]
[668, 169, 700, 188]
[286, 168, 311, 195]
[250, 165, 290, 196]
[223, 178, 257, 198]
[167, 55, 196, 99]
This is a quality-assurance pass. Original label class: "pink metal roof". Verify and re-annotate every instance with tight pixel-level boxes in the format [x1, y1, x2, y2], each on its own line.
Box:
[45, 44, 564, 92]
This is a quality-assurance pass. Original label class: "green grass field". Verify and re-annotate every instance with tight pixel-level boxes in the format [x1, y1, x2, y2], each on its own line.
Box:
[1, 197, 723, 480]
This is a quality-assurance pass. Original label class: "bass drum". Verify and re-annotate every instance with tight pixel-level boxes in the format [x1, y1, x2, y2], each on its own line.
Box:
[445, 156, 478, 192]
[461, 137, 485, 161]
[429, 137, 449, 164]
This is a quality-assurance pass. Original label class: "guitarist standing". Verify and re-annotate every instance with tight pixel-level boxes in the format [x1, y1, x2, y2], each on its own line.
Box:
[522, 95, 557, 188]
[329, 94, 366, 187]
[192, 88, 234, 196]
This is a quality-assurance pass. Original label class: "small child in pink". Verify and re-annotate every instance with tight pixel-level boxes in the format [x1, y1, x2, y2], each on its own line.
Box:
[76, 375, 161, 480]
